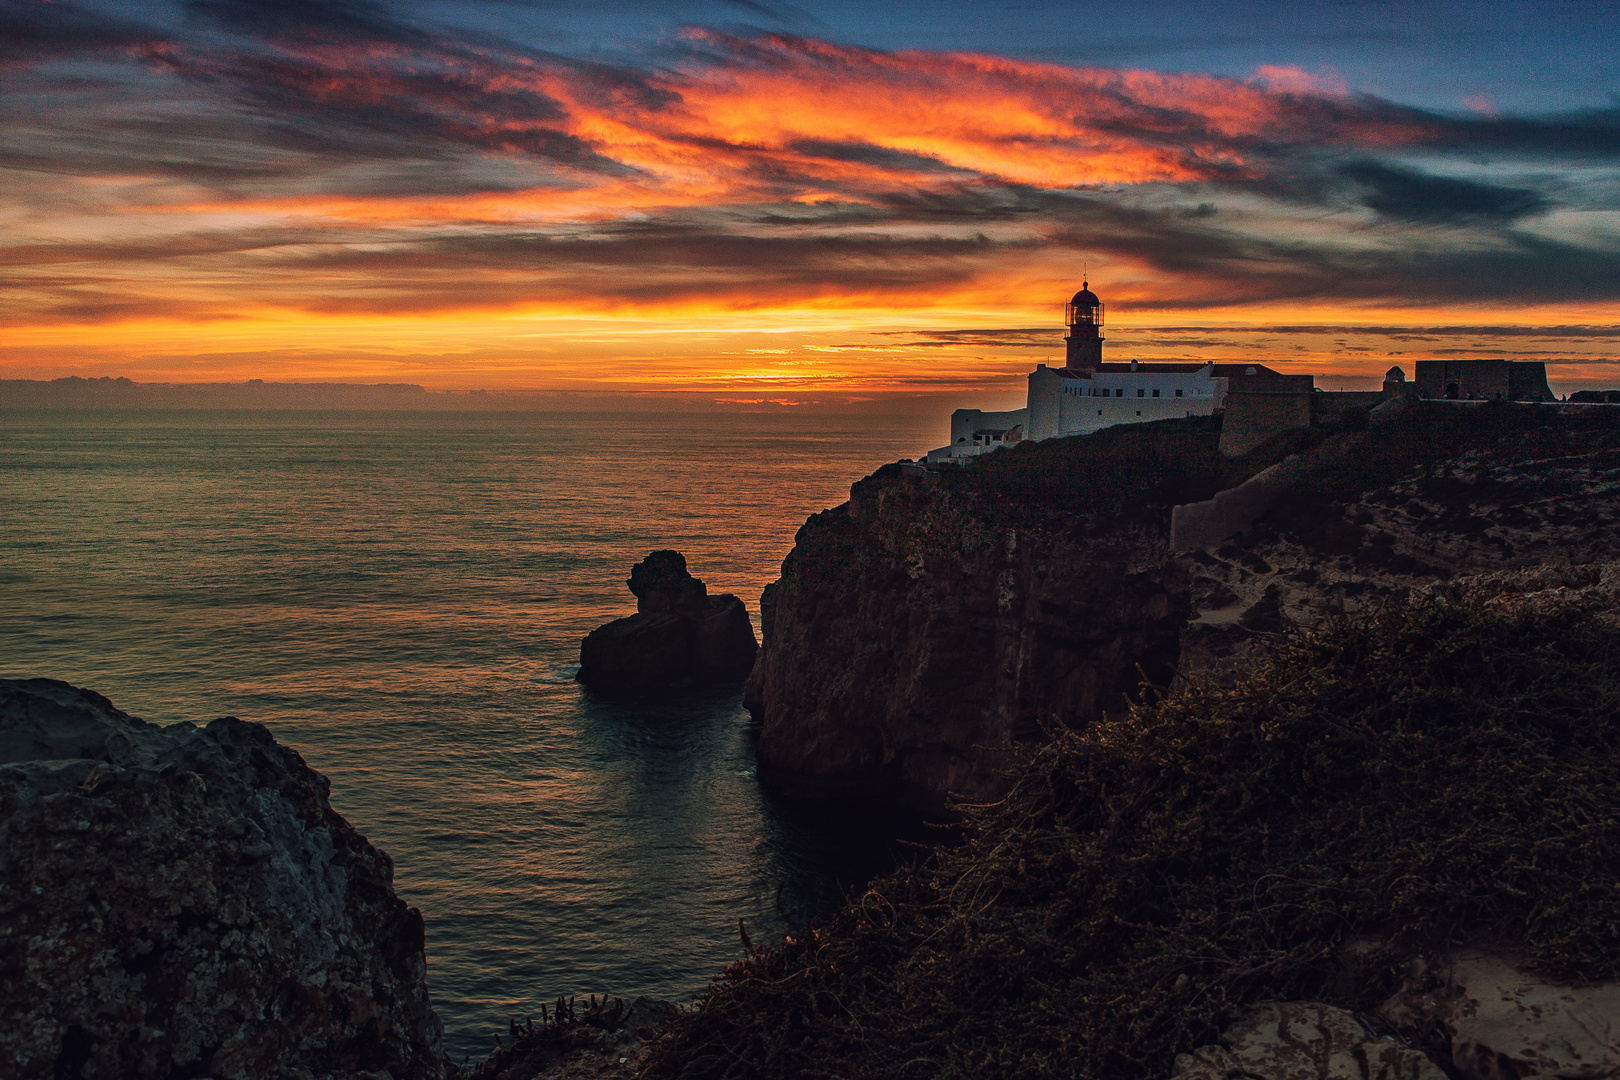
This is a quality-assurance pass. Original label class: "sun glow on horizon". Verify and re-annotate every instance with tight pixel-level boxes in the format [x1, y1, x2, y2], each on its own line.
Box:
[3, 21, 1616, 396]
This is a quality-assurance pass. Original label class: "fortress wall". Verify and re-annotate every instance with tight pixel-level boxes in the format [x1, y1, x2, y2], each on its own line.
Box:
[1217, 390, 1314, 457]
[1174, 397, 1407, 551]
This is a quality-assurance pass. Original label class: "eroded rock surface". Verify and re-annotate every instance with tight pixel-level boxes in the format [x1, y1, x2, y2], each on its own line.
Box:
[1174, 1002, 1445, 1080]
[1381, 952, 1620, 1080]
[0, 678, 448, 1080]
[578, 551, 758, 691]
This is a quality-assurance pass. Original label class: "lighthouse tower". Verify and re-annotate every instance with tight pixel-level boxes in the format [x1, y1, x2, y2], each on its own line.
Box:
[1064, 282, 1104, 369]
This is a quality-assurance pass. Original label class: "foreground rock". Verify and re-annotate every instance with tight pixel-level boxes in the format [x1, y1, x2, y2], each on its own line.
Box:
[0, 678, 448, 1080]
[1175, 1002, 1445, 1080]
[1176, 951, 1620, 1080]
[577, 551, 759, 691]
[1381, 951, 1620, 1080]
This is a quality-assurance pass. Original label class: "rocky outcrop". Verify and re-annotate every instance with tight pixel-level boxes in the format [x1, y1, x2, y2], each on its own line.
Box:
[1175, 952, 1620, 1080]
[0, 678, 448, 1080]
[577, 551, 758, 691]
[1174, 1003, 1445, 1080]
[745, 468, 1190, 809]
[1380, 952, 1620, 1080]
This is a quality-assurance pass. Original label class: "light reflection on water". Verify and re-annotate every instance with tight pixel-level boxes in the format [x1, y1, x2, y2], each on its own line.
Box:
[0, 409, 941, 1061]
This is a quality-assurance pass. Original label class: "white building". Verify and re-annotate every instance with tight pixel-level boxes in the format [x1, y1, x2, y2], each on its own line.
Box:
[928, 284, 1298, 462]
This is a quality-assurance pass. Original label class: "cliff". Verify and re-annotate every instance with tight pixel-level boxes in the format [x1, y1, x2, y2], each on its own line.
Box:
[0, 679, 448, 1080]
[1175, 399, 1620, 681]
[747, 403, 1620, 809]
[649, 571, 1620, 1080]
[746, 480, 1188, 807]
[746, 416, 1298, 807]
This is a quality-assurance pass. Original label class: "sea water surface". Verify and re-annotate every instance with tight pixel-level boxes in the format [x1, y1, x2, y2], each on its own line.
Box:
[0, 408, 941, 1061]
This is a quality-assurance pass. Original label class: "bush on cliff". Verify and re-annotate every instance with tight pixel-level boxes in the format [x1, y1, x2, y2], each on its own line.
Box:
[641, 593, 1620, 1079]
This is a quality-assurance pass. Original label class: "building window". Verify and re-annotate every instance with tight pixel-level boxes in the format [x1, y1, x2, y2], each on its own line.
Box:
[1175, 389, 1183, 397]
[1152, 389, 1161, 398]
[1137, 388, 1145, 397]
[1136, 410, 1142, 416]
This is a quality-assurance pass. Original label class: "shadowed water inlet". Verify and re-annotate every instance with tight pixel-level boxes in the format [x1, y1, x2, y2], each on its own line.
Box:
[0, 409, 940, 1061]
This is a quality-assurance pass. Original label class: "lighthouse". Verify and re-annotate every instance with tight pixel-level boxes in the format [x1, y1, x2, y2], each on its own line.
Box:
[1064, 282, 1104, 369]
[930, 280, 1316, 462]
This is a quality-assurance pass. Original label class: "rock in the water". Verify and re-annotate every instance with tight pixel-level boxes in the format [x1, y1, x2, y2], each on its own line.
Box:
[577, 551, 758, 690]
[1380, 951, 1620, 1080]
[0, 678, 449, 1080]
[629, 550, 709, 614]
[1174, 1002, 1446, 1080]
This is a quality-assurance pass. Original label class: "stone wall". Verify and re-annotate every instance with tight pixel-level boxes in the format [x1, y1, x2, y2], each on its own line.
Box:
[1217, 387, 1314, 457]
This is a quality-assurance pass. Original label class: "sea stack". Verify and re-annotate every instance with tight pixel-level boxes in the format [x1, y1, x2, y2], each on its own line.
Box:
[577, 550, 759, 691]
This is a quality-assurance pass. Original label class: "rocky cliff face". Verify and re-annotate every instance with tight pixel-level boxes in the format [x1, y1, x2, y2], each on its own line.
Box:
[746, 466, 1194, 809]
[747, 405, 1620, 810]
[0, 678, 448, 1080]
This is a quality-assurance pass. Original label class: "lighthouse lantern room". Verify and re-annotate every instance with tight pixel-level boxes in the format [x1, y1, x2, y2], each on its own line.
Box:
[1064, 281, 1105, 369]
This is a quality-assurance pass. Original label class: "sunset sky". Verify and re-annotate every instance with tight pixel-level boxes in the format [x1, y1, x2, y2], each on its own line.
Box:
[4, 0, 1619, 405]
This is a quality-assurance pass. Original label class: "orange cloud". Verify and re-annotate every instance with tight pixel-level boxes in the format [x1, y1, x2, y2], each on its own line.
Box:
[150, 32, 1439, 229]
[4, 25, 1614, 394]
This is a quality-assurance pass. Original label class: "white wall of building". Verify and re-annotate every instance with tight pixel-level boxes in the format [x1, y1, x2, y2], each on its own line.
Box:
[1042, 364, 1225, 438]
[928, 363, 1229, 462]
[942, 407, 1029, 458]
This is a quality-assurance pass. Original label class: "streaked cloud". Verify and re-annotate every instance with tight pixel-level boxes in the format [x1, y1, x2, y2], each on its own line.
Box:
[0, 0, 1616, 391]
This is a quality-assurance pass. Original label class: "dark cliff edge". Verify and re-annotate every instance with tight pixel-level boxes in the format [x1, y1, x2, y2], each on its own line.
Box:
[744, 415, 1313, 810]
[0, 679, 449, 1080]
[746, 403, 1620, 812]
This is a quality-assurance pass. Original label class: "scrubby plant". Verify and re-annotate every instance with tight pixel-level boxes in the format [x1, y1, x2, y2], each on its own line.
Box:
[642, 594, 1620, 1080]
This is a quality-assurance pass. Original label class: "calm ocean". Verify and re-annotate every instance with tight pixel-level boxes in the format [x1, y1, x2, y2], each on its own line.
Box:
[0, 408, 941, 1061]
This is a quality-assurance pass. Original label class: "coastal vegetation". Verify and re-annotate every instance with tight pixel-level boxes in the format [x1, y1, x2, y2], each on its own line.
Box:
[645, 585, 1620, 1079]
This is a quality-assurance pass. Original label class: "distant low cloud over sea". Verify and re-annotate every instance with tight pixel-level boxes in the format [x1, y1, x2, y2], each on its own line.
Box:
[2, 0, 1617, 395]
